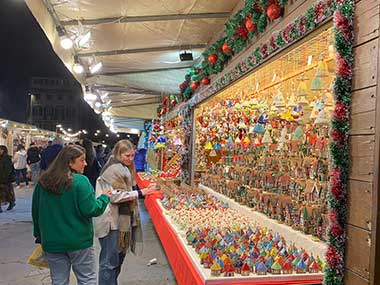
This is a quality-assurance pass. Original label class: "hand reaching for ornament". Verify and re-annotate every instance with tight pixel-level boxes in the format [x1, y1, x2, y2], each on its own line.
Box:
[141, 184, 159, 196]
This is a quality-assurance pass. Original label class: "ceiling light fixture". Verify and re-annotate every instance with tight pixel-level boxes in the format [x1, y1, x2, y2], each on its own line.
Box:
[89, 59, 103, 74]
[73, 56, 84, 74]
[78, 31, 91, 48]
[57, 26, 73, 50]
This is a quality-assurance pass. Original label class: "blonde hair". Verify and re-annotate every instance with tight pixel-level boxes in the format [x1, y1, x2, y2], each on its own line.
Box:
[112, 139, 136, 182]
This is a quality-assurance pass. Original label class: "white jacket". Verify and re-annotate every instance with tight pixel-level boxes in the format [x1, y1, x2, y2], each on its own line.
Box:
[13, 150, 28, 170]
[93, 165, 139, 238]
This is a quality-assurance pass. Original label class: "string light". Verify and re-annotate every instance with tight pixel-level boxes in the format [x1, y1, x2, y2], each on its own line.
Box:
[58, 126, 84, 138]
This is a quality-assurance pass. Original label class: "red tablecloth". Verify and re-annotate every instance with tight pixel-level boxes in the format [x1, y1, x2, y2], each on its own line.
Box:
[136, 172, 153, 189]
[144, 195, 322, 285]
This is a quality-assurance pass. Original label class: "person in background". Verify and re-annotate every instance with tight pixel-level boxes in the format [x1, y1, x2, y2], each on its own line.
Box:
[32, 145, 111, 285]
[95, 144, 105, 167]
[13, 144, 28, 188]
[94, 140, 156, 285]
[40, 137, 63, 171]
[27, 142, 40, 185]
[82, 139, 101, 189]
[0, 145, 16, 212]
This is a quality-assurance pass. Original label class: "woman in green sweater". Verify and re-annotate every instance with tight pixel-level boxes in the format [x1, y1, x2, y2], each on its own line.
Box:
[32, 145, 111, 285]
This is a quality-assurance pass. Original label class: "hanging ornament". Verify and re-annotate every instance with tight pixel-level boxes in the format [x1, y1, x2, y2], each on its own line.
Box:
[274, 88, 286, 109]
[287, 92, 297, 107]
[309, 103, 320, 121]
[245, 17, 257, 32]
[205, 141, 213, 150]
[314, 109, 329, 125]
[310, 76, 323, 91]
[258, 113, 268, 124]
[190, 81, 199, 91]
[201, 77, 210, 85]
[296, 81, 309, 96]
[267, 3, 282, 21]
[262, 129, 272, 144]
[242, 137, 251, 148]
[253, 123, 265, 133]
[222, 42, 232, 54]
[316, 60, 329, 77]
[208, 54, 218, 64]
[173, 136, 183, 146]
[321, 90, 334, 108]
[292, 125, 304, 141]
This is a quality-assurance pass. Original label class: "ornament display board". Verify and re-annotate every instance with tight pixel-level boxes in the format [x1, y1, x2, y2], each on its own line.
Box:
[194, 26, 335, 266]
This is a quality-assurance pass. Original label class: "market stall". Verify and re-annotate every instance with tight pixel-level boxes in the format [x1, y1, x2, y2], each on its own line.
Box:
[25, 0, 380, 284]
[0, 119, 55, 154]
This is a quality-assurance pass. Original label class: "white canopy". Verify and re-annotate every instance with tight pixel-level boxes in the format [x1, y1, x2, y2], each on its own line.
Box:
[25, 0, 242, 130]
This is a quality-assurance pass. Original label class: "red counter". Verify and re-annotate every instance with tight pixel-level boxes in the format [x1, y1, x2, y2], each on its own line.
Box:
[139, 174, 323, 285]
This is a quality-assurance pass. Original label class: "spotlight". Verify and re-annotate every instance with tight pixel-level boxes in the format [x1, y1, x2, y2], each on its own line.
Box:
[57, 26, 73, 50]
[84, 92, 97, 101]
[61, 36, 73, 50]
[73, 56, 84, 74]
[90, 61, 102, 74]
[78, 31, 91, 48]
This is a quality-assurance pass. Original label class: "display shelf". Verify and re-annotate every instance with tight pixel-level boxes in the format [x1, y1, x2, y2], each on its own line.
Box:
[144, 193, 323, 285]
[199, 184, 327, 261]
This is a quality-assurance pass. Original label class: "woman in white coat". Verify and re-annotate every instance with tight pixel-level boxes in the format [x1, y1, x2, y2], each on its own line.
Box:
[13, 144, 28, 187]
[94, 140, 156, 285]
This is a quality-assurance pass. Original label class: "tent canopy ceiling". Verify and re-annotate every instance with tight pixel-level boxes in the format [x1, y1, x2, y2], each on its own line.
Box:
[25, 0, 241, 130]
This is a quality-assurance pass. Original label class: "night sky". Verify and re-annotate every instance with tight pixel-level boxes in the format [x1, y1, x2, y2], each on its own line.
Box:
[0, 1, 107, 138]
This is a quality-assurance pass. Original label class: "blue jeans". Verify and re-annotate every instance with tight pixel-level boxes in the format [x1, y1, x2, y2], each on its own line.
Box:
[45, 247, 96, 285]
[15, 168, 28, 186]
[98, 230, 126, 285]
[29, 162, 40, 183]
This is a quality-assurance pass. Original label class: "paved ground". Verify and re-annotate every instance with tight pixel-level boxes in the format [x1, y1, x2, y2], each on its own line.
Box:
[0, 185, 176, 285]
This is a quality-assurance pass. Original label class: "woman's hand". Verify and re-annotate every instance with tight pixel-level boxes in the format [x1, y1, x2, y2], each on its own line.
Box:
[102, 189, 112, 198]
[140, 187, 156, 196]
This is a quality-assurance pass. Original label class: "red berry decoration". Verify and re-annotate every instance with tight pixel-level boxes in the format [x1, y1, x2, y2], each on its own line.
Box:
[201, 77, 210, 85]
[222, 42, 232, 54]
[196, 68, 202, 73]
[208, 54, 218, 64]
[267, 3, 282, 21]
[190, 82, 199, 90]
[236, 26, 248, 39]
[245, 17, 256, 32]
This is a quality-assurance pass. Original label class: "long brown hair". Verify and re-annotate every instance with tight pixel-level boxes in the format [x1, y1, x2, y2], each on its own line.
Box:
[112, 139, 136, 180]
[39, 145, 85, 194]
[0, 145, 8, 158]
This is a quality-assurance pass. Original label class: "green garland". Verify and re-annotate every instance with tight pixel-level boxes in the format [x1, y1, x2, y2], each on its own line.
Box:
[184, 0, 288, 91]
[324, 0, 355, 284]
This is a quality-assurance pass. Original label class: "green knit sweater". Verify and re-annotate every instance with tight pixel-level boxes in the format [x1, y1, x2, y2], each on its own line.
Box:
[32, 174, 109, 253]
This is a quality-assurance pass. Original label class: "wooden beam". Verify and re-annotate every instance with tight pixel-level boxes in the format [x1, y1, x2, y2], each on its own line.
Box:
[61, 12, 231, 26]
[98, 65, 193, 76]
[77, 44, 207, 57]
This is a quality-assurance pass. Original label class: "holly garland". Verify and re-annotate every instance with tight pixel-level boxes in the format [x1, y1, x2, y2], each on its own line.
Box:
[176, 0, 288, 99]
[325, 0, 354, 284]
[188, 0, 334, 107]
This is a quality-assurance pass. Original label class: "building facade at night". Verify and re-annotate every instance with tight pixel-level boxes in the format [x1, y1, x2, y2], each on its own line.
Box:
[28, 77, 81, 131]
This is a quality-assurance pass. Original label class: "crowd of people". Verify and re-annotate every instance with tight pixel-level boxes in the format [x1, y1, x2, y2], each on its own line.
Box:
[0, 138, 154, 284]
